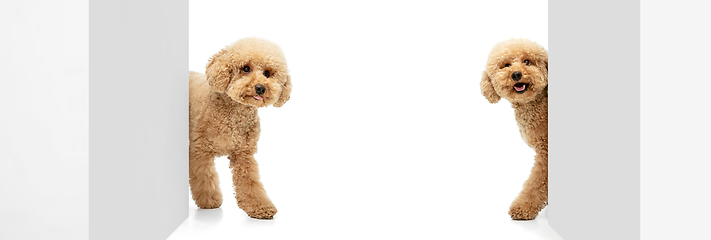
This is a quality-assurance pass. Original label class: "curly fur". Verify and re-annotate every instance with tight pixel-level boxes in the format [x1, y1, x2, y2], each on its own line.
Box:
[481, 38, 548, 220]
[188, 38, 291, 219]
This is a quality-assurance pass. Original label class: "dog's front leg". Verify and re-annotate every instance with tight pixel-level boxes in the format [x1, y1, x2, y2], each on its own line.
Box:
[509, 151, 548, 220]
[229, 149, 277, 219]
[189, 145, 223, 209]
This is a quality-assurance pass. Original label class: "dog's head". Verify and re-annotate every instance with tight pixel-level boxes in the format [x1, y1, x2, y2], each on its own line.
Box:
[205, 38, 292, 108]
[481, 38, 547, 104]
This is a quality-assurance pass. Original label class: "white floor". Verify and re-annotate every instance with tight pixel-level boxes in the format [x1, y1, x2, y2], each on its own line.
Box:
[167, 155, 563, 240]
[166, 84, 562, 239]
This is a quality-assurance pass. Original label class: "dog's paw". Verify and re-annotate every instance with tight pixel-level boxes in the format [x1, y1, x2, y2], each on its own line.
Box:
[508, 202, 540, 220]
[194, 192, 223, 209]
[243, 204, 278, 219]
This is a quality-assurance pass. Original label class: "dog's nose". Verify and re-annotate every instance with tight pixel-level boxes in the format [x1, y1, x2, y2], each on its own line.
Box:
[511, 71, 522, 81]
[255, 84, 266, 95]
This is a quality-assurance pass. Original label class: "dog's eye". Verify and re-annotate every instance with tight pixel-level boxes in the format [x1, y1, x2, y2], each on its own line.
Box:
[263, 70, 270, 78]
[524, 59, 531, 66]
[505, 64, 511, 68]
[242, 66, 250, 73]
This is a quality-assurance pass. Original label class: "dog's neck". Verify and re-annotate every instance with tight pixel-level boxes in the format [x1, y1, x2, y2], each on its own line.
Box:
[511, 86, 548, 128]
[512, 89, 547, 105]
[209, 91, 258, 117]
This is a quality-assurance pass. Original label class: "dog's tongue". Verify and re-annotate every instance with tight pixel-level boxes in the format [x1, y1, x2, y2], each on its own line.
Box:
[253, 95, 263, 100]
[514, 84, 526, 92]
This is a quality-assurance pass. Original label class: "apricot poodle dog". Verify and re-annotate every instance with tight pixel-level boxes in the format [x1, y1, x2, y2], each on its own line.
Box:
[188, 38, 291, 219]
[480, 38, 548, 220]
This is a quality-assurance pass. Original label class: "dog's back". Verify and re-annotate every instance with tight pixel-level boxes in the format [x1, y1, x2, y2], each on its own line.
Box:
[189, 71, 208, 96]
[189, 71, 203, 81]
[189, 71, 211, 108]
[188, 71, 214, 134]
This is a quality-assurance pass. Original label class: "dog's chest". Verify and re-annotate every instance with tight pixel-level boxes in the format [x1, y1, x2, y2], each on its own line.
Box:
[513, 98, 548, 150]
[206, 109, 260, 154]
[209, 126, 240, 153]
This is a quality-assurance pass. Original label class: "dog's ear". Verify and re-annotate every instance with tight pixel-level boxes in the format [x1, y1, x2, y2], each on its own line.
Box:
[273, 73, 292, 107]
[542, 58, 548, 76]
[544, 59, 548, 81]
[545, 59, 548, 72]
[481, 71, 500, 103]
[205, 49, 234, 92]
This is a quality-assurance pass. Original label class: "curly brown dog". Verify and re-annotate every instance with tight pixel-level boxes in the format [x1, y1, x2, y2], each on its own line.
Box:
[188, 38, 291, 219]
[481, 38, 548, 220]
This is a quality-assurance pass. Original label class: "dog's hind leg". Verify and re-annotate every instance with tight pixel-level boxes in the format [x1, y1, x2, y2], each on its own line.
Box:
[509, 151, 548, 220]
[229, 150, 277, 219]
[189, 145, 223, 209]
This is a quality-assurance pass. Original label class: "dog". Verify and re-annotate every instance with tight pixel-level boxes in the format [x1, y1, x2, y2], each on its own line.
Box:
[480, 38, 548, 220]
[188, 38, 291, 219]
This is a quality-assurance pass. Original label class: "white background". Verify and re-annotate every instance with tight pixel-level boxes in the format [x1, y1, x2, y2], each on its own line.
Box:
[177, 0, 558, 239]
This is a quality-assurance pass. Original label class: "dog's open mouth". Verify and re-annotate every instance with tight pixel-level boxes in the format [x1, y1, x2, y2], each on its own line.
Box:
[253, 95, 263, 100]
[514, 83, 528, 94]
